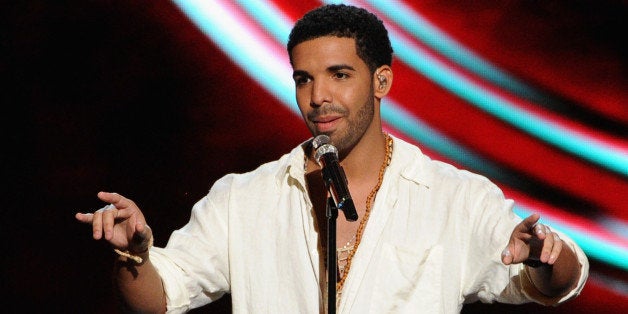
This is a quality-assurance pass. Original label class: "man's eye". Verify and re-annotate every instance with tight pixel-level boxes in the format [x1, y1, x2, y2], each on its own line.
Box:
[333, 72, 349, 79]
[294, 77, 310, 85]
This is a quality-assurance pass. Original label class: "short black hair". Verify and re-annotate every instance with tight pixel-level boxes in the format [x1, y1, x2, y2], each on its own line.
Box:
[287, 4, 393, 73]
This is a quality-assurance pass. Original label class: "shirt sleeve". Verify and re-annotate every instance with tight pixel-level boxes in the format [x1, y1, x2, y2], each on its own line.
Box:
[462, 180, 527, 304]
[462, 178, 589, 306]
[149, 178, 233, 312]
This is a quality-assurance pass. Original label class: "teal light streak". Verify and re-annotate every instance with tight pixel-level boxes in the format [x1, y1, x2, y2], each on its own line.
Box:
[172, 0, 297, 113]
[380, 99, 503, 178]
[389, 28, 628, 177]
[365, 0, 545, 102]
[234, 0, 293, 44]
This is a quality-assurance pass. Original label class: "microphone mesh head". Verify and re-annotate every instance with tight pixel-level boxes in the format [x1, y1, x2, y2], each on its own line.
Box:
[313, 135, 337, 166]
[312, 134, 330, 149]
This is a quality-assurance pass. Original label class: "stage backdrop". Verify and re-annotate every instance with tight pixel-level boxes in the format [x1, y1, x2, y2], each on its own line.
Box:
[3, 0, 626, 313]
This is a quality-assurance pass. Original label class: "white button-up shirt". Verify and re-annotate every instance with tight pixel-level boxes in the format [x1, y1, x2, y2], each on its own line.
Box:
[150, 135, 588, 313]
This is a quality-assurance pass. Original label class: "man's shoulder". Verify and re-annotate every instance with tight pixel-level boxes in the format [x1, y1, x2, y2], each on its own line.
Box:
[392, 136, 495, 189]
[211, 143, 305, 190]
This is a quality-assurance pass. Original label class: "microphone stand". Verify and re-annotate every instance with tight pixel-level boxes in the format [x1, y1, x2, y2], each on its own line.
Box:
[326, 196, 338, 314]
[312, 135, 357, 313]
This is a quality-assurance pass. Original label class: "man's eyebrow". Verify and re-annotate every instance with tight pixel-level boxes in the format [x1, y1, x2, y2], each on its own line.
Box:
[328, 64, 355, 72]
[292, 64, 355, 78]
[292, 70, 309, 78]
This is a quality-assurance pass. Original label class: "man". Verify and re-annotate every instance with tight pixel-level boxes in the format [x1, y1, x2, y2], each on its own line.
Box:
[76, 4, 588, 313]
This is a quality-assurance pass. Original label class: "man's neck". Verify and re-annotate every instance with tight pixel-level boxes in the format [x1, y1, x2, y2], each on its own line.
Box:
[339, 131, 388, 184]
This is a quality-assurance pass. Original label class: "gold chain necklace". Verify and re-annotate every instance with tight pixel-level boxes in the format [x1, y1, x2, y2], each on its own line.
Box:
[336, 133, 393, 300]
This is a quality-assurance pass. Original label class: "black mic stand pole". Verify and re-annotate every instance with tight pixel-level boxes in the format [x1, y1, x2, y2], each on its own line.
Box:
[326, 196, 338, 314]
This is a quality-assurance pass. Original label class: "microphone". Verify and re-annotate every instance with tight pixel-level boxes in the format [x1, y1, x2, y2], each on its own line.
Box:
[312, 135, 358, 221]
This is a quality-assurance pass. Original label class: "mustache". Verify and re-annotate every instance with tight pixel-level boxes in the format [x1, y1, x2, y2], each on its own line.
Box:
[306, 104, 348, 120]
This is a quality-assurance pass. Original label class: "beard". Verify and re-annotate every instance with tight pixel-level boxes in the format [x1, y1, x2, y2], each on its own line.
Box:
[306, 85, 375, 158]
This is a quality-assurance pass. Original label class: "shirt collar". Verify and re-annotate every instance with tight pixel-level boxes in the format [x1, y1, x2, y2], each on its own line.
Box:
[276, 138, 312, 188]
[275, 135, 433, 189]
[387, 134, 432, 189]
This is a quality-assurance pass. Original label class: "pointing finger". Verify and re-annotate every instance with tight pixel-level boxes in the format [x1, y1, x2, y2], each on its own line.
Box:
[520, 213, 541, 232]
[75, 212, 94, 224]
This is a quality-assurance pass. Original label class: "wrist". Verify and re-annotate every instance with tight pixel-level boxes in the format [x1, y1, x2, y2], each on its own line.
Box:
[114, 235, 153, 264]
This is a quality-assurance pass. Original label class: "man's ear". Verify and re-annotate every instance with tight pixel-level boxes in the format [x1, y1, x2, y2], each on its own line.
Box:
[374, 65, 393, 98]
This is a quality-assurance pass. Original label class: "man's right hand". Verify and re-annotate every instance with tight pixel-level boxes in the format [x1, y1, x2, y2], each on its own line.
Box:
[75, 191, 152, 254]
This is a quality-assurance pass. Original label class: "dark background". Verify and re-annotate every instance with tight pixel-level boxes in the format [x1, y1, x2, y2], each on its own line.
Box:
[3, 1, 626, 313]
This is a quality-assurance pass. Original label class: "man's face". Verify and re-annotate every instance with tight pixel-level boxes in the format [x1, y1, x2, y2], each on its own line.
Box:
[291, 36, 376, 155]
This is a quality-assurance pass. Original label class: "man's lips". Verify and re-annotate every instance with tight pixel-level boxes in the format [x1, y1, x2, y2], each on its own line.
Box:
[314, 115, 341, 123]
[312, 115, 342, 132]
